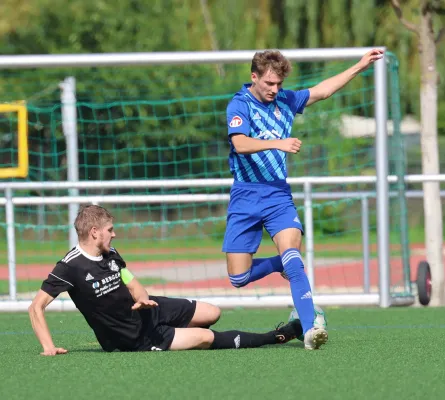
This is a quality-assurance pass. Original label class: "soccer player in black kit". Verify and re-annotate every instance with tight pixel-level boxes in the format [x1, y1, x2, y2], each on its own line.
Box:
[29, 205, 302, 355]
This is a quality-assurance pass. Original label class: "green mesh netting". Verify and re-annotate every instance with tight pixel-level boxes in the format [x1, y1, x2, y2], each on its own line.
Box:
[0, 54, 411, 299]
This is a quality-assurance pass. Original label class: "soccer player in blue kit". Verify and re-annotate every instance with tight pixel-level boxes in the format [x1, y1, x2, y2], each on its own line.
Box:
[223, 48, 384, 349]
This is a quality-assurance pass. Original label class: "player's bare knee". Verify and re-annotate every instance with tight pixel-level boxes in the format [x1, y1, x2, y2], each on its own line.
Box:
[209, 304, 221, 324]
[227, 254, 252, 288]
[189, 302, 221, 327]
[198, 302, 221, 324]
[226, 253, 252, 276]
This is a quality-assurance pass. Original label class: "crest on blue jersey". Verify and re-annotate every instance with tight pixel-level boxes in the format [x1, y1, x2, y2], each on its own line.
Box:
[274, 106, 281, 120]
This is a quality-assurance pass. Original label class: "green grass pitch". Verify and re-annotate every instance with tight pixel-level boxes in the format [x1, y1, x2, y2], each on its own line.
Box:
[1, 307, 444, 400]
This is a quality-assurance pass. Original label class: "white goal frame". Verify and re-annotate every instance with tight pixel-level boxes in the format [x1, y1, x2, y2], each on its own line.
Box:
[0, 47, 420, 310]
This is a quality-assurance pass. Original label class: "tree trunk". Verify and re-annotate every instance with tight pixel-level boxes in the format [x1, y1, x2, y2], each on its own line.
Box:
[419, 6, 444, 306]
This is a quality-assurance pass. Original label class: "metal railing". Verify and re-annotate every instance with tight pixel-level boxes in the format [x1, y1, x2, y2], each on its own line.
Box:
[1, 174, 444, 309]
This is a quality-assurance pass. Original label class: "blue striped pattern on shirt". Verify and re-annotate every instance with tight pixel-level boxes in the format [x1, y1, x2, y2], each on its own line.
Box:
[226, 84, 309, 182]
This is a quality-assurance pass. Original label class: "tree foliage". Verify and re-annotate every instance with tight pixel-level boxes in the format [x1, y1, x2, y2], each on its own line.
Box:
[1, 0, 443, 115]
[0, 0, 443, 182]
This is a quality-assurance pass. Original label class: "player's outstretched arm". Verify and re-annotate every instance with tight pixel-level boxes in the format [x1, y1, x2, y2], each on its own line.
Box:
[232, 134, 302, 154]
[28, 289, 68, 356]
[306, 49, 384, 107]
[124, 274, 158, 310]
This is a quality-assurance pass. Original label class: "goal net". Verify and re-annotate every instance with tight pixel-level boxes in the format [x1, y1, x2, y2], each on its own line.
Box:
[0, 49, 413, 309]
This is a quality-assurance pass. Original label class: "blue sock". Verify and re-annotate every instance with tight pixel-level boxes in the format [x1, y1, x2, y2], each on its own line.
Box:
[229, 256, 283, 288]
[249, 256, 283, 282]
[281, 248, 314, 334]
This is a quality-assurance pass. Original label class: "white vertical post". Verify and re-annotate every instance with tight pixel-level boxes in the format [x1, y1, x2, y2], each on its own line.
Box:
[304, 182, 315, 292]
[38, 142, 45, 241]
[60, 77, 79, 249]
[374, 53, 391, 308]
[361, 195, 370, 293]
[5, 188, 17, 300]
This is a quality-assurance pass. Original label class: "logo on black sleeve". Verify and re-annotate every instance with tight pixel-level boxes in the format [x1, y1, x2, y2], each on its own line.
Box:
[108, 260, 119, 272]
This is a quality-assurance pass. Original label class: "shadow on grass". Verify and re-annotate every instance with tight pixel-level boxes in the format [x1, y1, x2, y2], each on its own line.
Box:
[68, 341, 305, 353]
[68, 348, 104, 353]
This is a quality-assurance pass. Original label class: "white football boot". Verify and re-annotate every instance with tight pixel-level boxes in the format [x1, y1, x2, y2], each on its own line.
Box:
[304, 327, 328, 350]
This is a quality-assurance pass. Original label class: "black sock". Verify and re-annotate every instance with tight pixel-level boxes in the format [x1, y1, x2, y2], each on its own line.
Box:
[210, 330, 276, 350]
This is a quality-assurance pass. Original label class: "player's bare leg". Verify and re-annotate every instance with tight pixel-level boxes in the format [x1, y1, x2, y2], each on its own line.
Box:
[226, 253, 253, 276]
[226, 252, 253, 287]
[187, 301, 221, 328]
[170, 328, 215, 350]
[273, 228, 302, 253]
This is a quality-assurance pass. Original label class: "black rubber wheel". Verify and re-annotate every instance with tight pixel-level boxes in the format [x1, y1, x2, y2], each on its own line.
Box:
[416, 261, 432, 306]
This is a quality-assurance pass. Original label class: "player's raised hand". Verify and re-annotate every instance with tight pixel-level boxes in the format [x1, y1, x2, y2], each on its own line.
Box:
[40, 347, 68, 356]
[279, 137, 302, 153]
[131, 299, 159, 310]
[357, 49, 384, 72]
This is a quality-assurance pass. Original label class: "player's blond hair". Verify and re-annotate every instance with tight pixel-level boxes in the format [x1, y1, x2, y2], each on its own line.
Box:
[251, 50, 292, 79]
[74, 204, 114, 241]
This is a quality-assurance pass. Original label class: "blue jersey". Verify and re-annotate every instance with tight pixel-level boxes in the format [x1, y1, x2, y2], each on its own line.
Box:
[226, 84, 309, 182]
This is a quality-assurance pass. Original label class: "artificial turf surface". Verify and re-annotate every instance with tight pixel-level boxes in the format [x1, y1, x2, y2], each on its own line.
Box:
[1, 307, 444, 400]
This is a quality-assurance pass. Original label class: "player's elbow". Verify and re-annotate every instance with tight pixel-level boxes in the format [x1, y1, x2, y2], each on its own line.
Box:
[28, 303, 38, 320]
[233, 145, 249, 155]
[28, 303, 39, 316]
[28, 298, 37, 314]
[231, 141, 245, 154]
[28, 298, 45, 316]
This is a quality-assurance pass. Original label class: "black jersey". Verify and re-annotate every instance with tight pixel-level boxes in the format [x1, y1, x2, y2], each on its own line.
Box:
[41, 245, 145, 352]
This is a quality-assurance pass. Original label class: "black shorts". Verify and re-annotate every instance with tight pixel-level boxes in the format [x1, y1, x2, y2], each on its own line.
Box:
[137, 296, 197, 351]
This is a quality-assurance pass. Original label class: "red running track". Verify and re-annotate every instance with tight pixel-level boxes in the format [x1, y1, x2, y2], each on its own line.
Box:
[1, 253, 443, 290]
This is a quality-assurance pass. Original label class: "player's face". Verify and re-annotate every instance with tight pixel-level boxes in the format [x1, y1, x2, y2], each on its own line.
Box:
[98, 222, 116, 253]
[251, 69, 283, 103]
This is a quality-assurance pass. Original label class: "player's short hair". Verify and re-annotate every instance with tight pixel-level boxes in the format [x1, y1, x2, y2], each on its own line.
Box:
[251, 50, 292, 79]
[74, 204, 114, 241]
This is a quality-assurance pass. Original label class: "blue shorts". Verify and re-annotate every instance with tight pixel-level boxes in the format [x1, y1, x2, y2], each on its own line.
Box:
[222, 180, 303, 254]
